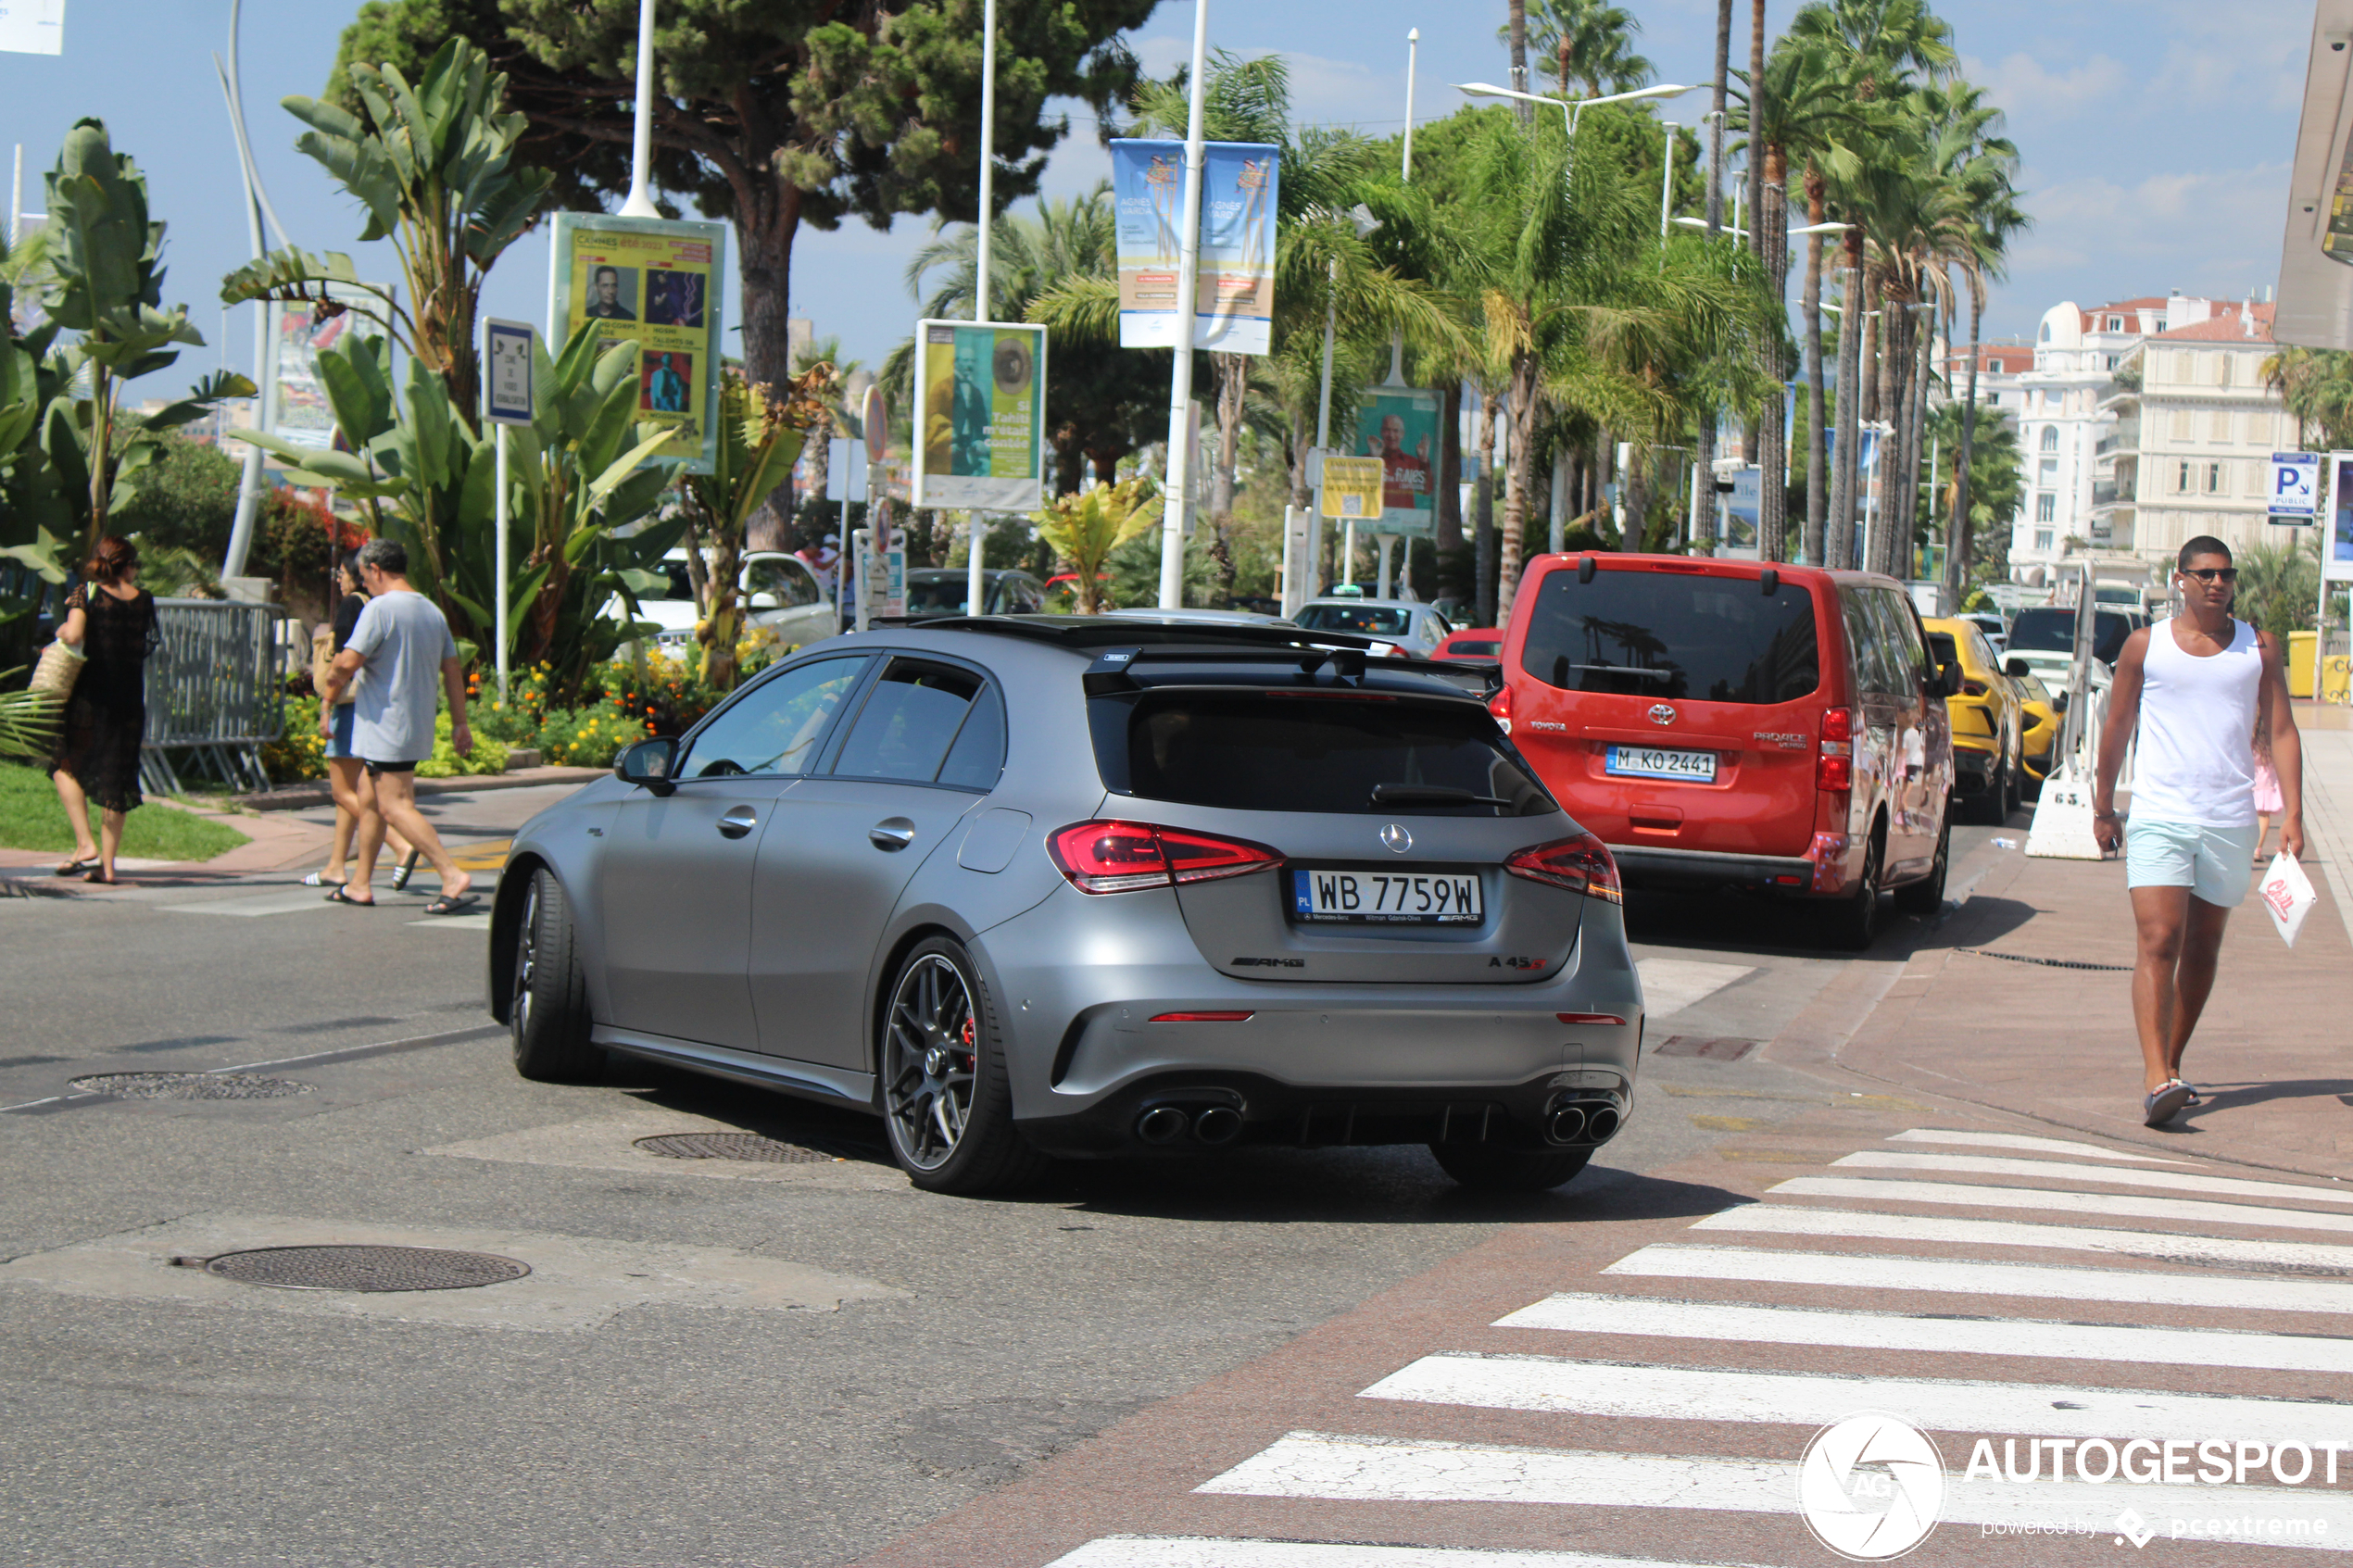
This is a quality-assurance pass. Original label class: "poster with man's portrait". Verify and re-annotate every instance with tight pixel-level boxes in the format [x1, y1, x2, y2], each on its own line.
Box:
[552, 212, 726, 471]
[1353, 386, 1440, 537]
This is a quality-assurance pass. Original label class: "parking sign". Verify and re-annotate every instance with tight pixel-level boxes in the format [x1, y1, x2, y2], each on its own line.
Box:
[2269, 450, 2321, 521]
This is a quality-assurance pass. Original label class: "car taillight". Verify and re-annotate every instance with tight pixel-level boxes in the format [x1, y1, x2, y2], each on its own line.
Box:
[1817, 707, 1856, 793]
[1504, 832, 1623, 905]
[1961, 679, 1988, 697]
[1488, 684, 1514, 734]
[1047, 820, 1281, 894]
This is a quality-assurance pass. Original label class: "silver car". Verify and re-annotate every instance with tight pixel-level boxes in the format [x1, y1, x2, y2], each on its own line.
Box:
[487, 618, 1644, 1195]
[1292, 596, 1452, 657]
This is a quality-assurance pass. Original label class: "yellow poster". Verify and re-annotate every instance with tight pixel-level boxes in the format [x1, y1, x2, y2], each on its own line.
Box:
[550, 212, 727, 471]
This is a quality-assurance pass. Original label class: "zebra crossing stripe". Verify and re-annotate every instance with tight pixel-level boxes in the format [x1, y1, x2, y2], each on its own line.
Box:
[1603, 1244, 2353, 1312]
[1043, 1537, 1768, 1568]
[1693, 1203, 2353, 1274]
[1363, 1351, 2353, 1445]
[1771, 1175, 2353, 1236]
[1195, 1432, 2353, 1549]
[1836, 1151, 2353, 1207]
[1494, 1292, 2353, 1374]
[1885, 1128, 2186, 1163]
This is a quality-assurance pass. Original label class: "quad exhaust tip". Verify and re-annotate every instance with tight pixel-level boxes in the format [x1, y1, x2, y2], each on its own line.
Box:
[1136, 1099, 1248, 1147]
[1546, 1096, 1623, 1147]
[1193, 1106, 1243, 1145]
[1137, 1106, 1190, 1145]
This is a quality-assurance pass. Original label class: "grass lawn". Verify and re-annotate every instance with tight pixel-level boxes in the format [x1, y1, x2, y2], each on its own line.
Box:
[0, 762, 250, 861]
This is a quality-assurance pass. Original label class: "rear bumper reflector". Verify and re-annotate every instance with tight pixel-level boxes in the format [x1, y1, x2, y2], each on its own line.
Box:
[1149, 1011, 1256, 1023]
[1556, 1012, 1627, 1025]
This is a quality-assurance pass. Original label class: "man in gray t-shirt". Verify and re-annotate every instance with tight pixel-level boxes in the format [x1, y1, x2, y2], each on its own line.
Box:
[317, 539, 477, 913]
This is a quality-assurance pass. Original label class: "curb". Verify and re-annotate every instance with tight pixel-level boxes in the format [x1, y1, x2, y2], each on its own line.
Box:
[230, 766, 607, 812]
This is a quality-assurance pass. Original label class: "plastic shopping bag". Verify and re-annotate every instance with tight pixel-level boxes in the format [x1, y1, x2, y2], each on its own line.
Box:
[2259, 852, 2317, 948]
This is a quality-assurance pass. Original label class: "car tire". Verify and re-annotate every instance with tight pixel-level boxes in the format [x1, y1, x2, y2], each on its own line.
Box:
[1428, 1141, 1593, 1192]
[1894, 810, 1950, 917]
[1820, 827, 1883, 951]
[510, 868, 602, 1084]
[878, 935, 1051, 1197]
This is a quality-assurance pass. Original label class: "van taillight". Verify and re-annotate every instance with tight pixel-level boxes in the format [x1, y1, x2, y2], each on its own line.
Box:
[1817, 707, 1856, 793]
[1048, 821, 1281, 894]
[1488, 684, 1514, 734]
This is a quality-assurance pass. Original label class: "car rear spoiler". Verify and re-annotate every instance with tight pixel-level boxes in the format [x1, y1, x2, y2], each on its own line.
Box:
[1077, 644, 1501, 700]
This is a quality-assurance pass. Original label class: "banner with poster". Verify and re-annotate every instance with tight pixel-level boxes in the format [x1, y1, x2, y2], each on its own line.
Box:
[1320, 457, 1383, 520]
[549, 211, 725, 472]
[1721, 466, 1763, 558]
[0, 0, 64, 55]
[1111, 139, 1279, 355]
[2330, 455, 2353, 581]
[1352, 386, 1440, 536]
[911, 320, 1046, 511]
[271, 285, 395, 450]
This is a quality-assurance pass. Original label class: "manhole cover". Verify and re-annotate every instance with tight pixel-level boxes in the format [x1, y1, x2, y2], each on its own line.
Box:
[71, 1072, 314, 1100]
[635, 1132, 831, 1163]
[197, 1245, 530, 1293]
[1654, 1035, 1759, 1061]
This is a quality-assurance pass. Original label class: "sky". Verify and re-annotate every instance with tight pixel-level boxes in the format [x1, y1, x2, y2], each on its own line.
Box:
[0, 0, 2322, 391]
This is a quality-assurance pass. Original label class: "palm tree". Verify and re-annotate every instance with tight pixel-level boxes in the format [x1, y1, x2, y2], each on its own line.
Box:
[1512, 0, 1655, 98]
[2263, 346, 2353, 450]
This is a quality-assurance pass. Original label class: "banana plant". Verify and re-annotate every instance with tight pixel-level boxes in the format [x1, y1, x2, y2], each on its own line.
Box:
[680, 367, 822, 691]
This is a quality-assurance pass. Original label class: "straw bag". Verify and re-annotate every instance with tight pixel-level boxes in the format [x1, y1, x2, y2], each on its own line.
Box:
[29, 636, 83, 706]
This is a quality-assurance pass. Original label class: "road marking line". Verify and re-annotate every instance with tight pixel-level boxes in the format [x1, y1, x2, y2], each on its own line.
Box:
[212, 1023, 503, 1074]
[1695, 1204, 2353, 1274]
[1045, 1537, 1755, 1568]
[1364, 1352, 2353, 1444]
[1194, 1432, 2353, 1549]
[1887, 1127, 2186, 1163]
[164, 890, 346, 918]
[1771, 1176, 2353, 1236]
[1836, 1150, 2353, 1208]
[1635, 957, 1756, 1018]
[1496, 1292, 2353, 1374]
[1603, 1244, 2353, 1313]
[406, 913, 493, 929]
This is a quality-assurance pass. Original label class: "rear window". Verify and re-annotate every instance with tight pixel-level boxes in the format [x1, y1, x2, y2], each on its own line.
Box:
[2010, 608, 2131, 665]
[1114, 696, 1553, 816]
[1519, 568, 1819, 704]
[901, 575, 974, 614]
[1297, 604, 1413, 635]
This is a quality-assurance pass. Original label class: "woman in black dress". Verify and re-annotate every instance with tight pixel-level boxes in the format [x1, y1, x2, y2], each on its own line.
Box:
[48, 536, 160, 884]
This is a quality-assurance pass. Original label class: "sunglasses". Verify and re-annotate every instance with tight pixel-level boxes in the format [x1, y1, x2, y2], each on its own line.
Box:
[2181, 567, 2237, 583]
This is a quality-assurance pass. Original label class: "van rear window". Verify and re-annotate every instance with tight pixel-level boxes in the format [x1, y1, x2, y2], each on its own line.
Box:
[1114, 695, 1554, 816]
[1518, 569, 1819, 704]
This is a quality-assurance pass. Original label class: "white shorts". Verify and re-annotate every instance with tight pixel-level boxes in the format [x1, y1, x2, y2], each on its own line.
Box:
[2124, 817, 2258, 909]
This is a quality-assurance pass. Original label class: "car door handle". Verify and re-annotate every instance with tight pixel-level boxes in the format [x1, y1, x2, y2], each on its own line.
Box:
[870, 818, 917, 851]
[717, 807, 759, 839]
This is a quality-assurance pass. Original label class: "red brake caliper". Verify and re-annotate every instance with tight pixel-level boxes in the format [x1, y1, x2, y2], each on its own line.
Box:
[960, 1016, 975, 1070]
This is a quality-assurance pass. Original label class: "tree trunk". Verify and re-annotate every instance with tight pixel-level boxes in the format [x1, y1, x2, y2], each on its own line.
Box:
[1438, 383, 1464, 550]
[1557, 35, 1573, 95]
[1474, 390, 1498, 626]
[1802, 166, 1829, 567]
[1758, 145, 1790, 561]
[1828, 235, 1865, 570]
[1693, 406, 1717, 556]
[1859, 263, 1882, 428]
[1707, 0, 1733, 233]
[1746, 0, 1766, 261]
[1509, 0, 1530, 121]
[1497, 354, 1541, 621]
[1946, 296, 1984, 612]
[1906, 301, 1933, 581]
[738, 185, 805, 552]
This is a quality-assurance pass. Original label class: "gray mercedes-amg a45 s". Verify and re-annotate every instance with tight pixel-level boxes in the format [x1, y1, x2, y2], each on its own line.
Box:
[486, 618, 1644, 1195]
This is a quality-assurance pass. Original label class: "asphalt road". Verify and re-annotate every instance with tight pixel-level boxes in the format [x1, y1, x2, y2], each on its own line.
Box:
[0, 781, 2022, 1567]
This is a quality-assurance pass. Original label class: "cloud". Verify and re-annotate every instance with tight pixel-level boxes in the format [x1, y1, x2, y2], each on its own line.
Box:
[1965, 50, 2130, 120]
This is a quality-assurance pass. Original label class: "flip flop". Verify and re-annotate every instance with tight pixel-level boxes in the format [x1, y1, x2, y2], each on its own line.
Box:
[2143, 1080, 2192, 1127]
[324, 885, 376, 907]
[82, 870, 118, 885]
[2182, 1082, 2202, 1108]
[389, 849, 422, 891]
[53, 858, 95, 877]
[301, 871, 346, 888]
[422, 893, 479, 916]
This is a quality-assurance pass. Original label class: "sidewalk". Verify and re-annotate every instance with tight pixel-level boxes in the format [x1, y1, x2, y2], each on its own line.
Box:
[1794, 699, 2353, 1180]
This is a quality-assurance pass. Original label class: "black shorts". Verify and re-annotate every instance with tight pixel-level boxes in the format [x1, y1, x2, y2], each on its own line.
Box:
[363, 758, 418, 777]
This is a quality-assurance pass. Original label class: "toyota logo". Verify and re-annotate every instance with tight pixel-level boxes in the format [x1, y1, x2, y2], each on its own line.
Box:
[1648, 703, 1678, 726]
[1378, 823, 1413, 854]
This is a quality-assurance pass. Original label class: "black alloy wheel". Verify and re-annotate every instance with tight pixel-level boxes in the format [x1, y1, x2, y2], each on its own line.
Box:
[878, 936, 1049, 1195]
[510, 869, 601, 1082]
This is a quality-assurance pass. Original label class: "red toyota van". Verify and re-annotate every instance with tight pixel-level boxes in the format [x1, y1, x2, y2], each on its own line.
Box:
[1491, 554, 1959, 948]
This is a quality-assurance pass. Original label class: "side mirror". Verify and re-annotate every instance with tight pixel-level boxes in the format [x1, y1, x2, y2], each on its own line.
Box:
[615, 736, 679, 797]
[2004, 657, 2032, 678]
[2052, 691, 2070, 713]
[748, 592, 781, 609]
[1936, 660, 1964, 698]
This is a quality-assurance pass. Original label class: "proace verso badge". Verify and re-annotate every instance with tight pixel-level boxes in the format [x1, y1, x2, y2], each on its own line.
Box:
[1797, 1411, 1944, 1561]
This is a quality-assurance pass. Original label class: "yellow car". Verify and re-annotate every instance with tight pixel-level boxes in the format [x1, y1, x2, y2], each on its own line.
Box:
[1923, 617, 2022, 823]
[2009, 669, 2060, 795]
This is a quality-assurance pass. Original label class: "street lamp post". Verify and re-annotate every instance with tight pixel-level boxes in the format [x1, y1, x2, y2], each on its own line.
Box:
[1157, 0, 1210, 609]
[1403, 30, 1419, 181]
[967, 0, 998, 622]
[618, 0, 661, 220]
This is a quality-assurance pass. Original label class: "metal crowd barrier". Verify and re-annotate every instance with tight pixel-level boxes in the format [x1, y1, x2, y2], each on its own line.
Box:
[140, 598, 287, 797]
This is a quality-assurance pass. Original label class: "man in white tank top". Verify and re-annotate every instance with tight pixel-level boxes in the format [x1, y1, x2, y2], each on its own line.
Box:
[2093, 537, 2304, 1127]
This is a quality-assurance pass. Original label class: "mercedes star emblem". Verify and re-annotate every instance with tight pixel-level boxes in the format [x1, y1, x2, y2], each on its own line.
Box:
[1379, 823, 1413, 854]
[1647, 703, 1678, 726]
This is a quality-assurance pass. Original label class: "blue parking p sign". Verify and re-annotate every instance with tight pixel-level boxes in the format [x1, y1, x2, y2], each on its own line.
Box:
[2270, 451, 2321, 522]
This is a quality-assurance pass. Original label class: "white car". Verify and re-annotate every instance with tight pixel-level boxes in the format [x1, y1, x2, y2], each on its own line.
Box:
[1291, 596, 1452, 658]
[618, 549, 837, 653]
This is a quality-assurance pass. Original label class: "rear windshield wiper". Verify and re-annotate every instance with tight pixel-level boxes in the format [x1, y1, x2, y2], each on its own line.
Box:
[1369, 784, 1514, 808]
[1569, 663, 1673, 680]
